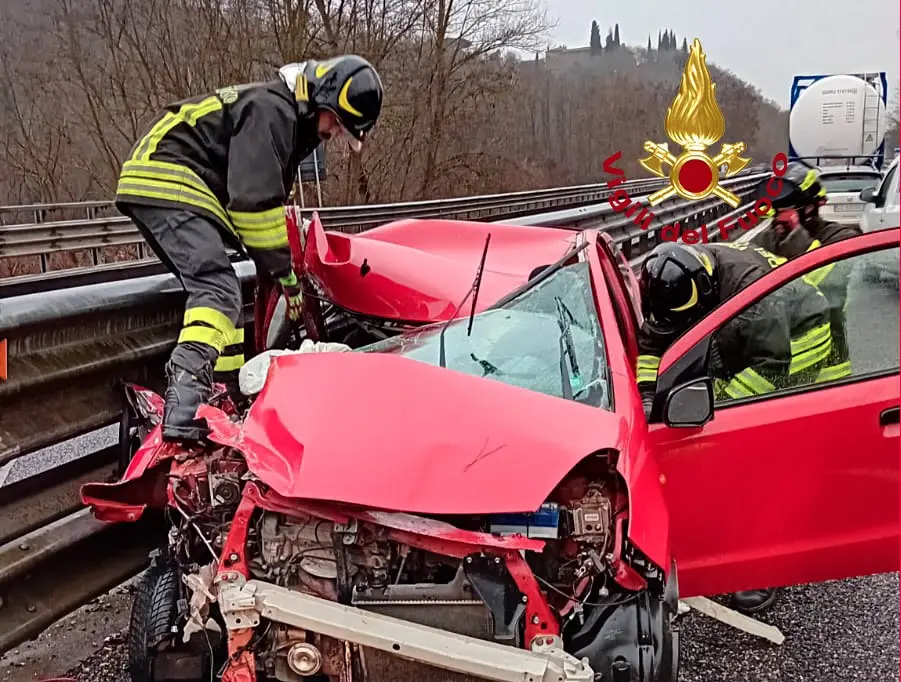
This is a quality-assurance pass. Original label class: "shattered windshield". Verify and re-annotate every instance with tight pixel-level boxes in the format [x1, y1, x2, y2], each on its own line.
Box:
[358, 260, 612, 410]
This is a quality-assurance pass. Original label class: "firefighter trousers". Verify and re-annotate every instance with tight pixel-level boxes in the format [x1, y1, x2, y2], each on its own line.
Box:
[119, 204, 246, 389]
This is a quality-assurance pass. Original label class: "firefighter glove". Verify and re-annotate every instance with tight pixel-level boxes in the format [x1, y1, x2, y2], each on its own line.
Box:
[278, 271, 304, 322]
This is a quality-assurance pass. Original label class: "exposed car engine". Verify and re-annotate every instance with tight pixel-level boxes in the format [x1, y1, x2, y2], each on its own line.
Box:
[159, 443, 673, 682]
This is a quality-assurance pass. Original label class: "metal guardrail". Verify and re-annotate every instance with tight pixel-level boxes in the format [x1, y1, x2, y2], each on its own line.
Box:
[0, 172, 765, 655]
[0, 174, 743, 283]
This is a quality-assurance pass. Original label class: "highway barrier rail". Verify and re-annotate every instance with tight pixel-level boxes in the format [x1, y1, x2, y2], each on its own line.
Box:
[0, 170, 768, 656]
[1, 172, 752, 294]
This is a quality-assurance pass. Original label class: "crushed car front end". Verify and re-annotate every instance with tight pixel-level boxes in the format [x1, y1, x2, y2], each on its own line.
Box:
[81, 238, 678, 682]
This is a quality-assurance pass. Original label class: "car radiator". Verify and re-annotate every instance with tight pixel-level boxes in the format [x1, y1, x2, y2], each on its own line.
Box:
[353, 590, 498, 681]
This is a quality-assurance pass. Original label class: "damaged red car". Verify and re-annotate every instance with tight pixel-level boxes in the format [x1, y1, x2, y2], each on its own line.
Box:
[81, 210, 900, 682]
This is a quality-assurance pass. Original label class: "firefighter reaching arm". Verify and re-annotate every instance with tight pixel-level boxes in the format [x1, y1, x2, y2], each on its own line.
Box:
[634, 242, 721, 413]
[751, 163, 861, 383]
[224, 90, 305, 321]
[710, 295, 792, 400]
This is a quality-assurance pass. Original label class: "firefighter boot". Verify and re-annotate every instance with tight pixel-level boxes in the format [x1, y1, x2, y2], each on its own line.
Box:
[162, 345, 215, 442]
[729, 588, 778, 615]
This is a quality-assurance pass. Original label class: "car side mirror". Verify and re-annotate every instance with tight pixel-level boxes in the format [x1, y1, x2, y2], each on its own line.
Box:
[663, 377, 714, 428]
[859, 187, 876, 203]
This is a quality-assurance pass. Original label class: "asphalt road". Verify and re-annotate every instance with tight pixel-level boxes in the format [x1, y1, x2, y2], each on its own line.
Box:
[678, 572, 900, 681]
[1, 236, 898, 682]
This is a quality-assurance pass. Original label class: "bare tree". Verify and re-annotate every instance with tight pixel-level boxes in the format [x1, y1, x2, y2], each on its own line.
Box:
[0, 8, 791, 211]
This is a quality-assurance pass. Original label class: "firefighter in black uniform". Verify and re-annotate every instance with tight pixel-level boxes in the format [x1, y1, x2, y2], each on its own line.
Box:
[751, 163, 862, 383]
[115, 55, 384, 442]
[634, 240, 833, 614]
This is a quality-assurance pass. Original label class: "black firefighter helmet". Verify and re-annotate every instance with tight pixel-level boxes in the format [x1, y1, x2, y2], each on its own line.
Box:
[755, 162, 826, 215]
[304, 55, 383, 151]
[639, 242, 719, 329]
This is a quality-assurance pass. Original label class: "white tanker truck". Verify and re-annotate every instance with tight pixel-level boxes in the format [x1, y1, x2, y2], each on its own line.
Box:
[788, 72, 889, 170]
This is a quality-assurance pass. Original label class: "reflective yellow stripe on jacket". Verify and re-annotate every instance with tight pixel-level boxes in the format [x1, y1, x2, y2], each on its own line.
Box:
[801, 239, 837, 288]
[132, 96, 224, 161]
[117, 159, 234, 232]
[789, 322, 832, 374]
[227, 206, 289, 251]
[721, 367, 776, 399]
[636, 354, 659, 385]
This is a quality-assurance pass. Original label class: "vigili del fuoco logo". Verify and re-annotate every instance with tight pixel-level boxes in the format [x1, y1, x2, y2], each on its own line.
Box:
[601, 38, 789, 245]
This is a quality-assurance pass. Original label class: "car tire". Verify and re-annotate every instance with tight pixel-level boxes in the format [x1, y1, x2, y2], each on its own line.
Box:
[127, 558, 219, 682]
[126, 562, 173, 682]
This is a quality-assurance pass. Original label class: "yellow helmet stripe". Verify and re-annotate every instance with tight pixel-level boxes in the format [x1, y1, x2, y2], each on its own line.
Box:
[338, 78, 363, 117]
[315, 59, 340, 78]
[671, 280, 698, 311]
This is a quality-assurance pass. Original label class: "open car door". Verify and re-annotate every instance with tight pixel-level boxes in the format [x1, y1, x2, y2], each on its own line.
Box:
[645, 228, 900, 599]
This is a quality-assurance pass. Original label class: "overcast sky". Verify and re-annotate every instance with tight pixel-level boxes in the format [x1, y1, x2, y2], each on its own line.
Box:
[543, 0, 900, 110]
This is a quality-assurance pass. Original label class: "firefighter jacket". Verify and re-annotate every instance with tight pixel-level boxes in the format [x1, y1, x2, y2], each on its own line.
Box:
[115, 79, 321, 281]
[636, 241, 832, 411]
[751, 216, 860, 382]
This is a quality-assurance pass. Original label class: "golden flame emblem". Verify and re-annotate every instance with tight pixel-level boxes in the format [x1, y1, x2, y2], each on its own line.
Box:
[639, 38, 751, 208]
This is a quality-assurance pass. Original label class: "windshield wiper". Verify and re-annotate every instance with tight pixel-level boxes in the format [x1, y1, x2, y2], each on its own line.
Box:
[555, 296, 581, 400]
[438, 233, 491, 368]
[467, 233, 491, 337]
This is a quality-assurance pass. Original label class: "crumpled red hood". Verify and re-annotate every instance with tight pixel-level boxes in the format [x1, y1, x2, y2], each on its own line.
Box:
[301, 215, 575, 323]
[203, 352, 630, 515]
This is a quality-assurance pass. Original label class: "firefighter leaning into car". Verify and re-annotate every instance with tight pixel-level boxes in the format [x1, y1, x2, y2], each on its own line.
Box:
[114, 55, 384, 443]
[749, 163, 862, 383]
[634, 241, 834, 412]
[633, 240, 833, 614]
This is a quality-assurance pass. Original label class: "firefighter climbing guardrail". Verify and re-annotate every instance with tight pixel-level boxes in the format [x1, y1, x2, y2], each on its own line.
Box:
[0, 170, 767, 657]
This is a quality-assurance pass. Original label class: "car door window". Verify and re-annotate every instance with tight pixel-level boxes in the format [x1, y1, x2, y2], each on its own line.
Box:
[709, 244, 900, 405]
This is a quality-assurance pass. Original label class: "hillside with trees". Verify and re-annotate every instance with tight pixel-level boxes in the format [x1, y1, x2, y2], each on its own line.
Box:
[0, 1, 790, 208]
